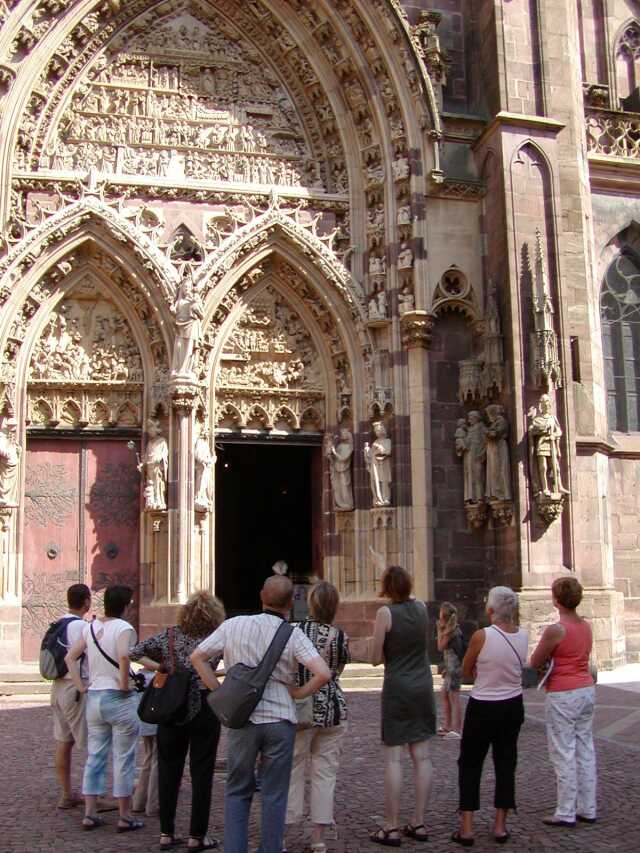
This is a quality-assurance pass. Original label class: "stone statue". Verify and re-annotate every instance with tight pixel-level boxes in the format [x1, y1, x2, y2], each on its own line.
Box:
[485, 404, 512, 501]
[171, 272, 204, 378]
[364, 421, 392, 507]
[397, 243, 414, 270]
[140, 418, 168, 511]
[0, 418, 21, 507]
[528, 394, 568, 496]
[398, 284, 415, 315]
[194, 426, 215, 512]
[325, 428, 354, 511]
[457, 410, 486, 503]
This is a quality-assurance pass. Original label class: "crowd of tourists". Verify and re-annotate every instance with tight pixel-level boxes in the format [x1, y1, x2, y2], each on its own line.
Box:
[45, 567, 597, 851]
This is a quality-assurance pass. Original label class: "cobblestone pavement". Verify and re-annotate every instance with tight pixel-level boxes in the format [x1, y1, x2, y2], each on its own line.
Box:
[1, 684, 639, 852]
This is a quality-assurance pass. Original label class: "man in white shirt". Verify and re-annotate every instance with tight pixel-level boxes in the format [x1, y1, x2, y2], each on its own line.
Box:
[191, 575, 331, 853]
[51, 583, 91, 810]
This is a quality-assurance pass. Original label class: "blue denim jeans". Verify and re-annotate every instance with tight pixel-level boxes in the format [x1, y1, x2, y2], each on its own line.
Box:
[224, 721, 296, 853]
[82, 689, 140, 798]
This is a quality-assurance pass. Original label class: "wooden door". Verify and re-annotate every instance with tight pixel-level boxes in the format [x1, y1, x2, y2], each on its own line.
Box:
[21, 438, 140, 660]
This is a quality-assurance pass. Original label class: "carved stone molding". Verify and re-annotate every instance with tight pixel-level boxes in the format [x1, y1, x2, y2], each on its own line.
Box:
[170, 380, 199, 411]
[401, 310, 434, 349]
[465, 500, 488, 530]
[533, 492, 567, 525]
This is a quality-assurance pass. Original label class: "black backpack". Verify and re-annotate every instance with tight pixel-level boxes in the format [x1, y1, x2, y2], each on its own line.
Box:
[39, 617, 81, 680]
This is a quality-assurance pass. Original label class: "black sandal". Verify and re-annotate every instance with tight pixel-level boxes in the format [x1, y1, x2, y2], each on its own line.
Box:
[159, 837, 184, 850]
[185, 838, 219, 852]
[494, 832, 511, 844]
[116, 817, 144, 833]
[82, 815, 106, 831]
[370, 828, 402, 847]
[451, 831, 474, 847]
[405, 824, 429, 841]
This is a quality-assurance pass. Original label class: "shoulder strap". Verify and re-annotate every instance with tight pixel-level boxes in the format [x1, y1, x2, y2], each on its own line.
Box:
[253, 621, 294, 682]
[490, 625, 524, 670]
[90, 621, 119, 670]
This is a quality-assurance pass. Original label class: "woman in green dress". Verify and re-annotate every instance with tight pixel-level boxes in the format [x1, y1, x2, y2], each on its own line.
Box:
[370, 566, 436, 846]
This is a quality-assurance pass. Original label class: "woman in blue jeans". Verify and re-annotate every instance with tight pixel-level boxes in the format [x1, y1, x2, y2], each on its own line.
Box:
[66, 584, 142, 834]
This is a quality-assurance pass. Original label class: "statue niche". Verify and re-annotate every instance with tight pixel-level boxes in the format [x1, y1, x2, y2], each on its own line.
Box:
[27, 283, 144, 430]
[215, 286, 325, 433]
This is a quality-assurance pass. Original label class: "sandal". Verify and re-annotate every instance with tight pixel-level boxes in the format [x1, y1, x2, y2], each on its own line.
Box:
[117, 817, 144, 833]
[451, 831, 474, 847]
[494, 832, 511, 844]
[405, 824, 429, 841]
[437, 726, 450, 736]
[370, 828, 402, 847]
[186, 838, 219, 851]
[58, 795, 83, 810]
[82, 815, 106, 831]
[159, 837, 184, 850]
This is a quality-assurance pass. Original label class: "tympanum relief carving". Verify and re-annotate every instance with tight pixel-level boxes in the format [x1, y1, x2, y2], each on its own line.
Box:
[38, 11, 330, 192]
[26, 283, 144, 430]
[216, 285, 325, 433]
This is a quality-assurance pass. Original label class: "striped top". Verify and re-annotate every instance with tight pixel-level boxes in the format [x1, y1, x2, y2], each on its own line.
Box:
[197, 613, 319, 725]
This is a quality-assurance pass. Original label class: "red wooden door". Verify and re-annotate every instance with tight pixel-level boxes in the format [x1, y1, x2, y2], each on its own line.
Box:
[22, 438, 140, 660]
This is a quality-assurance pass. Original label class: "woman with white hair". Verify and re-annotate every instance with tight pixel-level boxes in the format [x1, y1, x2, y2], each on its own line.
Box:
[451, 586, 528, 847]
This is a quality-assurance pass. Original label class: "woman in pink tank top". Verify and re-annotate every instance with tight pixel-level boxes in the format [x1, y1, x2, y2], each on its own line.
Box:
[530, 577, 597, 828]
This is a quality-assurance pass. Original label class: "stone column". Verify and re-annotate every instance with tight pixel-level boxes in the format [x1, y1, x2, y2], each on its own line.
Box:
[169, 379, 198, 603]
[401, 311, 435, 602]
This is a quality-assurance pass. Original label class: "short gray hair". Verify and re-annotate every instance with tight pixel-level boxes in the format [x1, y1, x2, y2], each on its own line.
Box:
[487, 586, 518, 621]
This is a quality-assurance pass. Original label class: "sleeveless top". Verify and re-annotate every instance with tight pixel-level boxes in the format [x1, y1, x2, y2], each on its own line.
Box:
[381, 600, 436, 746]
[546, 618, 593, 693]
[471, 625, 528, 701]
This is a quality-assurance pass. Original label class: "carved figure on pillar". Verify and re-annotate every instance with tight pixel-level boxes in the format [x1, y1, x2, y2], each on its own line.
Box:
[194, 425, 215, 512]
[364, 422, 392, 507]
[528, 394, 568, 498]
[140, 418, 168, 511]
[0, 418, 21, 507]
[325, 428, 354, 511]
[171, 272, 204, 379]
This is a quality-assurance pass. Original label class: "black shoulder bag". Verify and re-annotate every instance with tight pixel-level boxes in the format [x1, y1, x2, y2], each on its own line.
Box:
[138, 627, 191, 725]
[207, 621, 294, 729]
[90, 622, 146, 693]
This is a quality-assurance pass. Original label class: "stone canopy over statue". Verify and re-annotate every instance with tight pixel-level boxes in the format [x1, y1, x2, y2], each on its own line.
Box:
[325, 428, 354, 511]
[364, 422, 392, 507]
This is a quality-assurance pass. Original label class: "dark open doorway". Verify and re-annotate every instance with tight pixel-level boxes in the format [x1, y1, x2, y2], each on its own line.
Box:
[215, 441, 319, 614]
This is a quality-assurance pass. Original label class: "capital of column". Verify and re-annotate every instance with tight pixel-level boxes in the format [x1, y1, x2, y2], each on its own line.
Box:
[169, 379, 199, 412]
[400, 310, 435, 350]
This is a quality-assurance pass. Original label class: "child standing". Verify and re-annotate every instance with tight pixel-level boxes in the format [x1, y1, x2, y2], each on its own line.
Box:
[436, 602, 464, 739]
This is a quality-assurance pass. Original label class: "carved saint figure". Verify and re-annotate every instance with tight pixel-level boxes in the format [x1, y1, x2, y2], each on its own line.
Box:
[0, 418, 21, 507]
[457, 410, 486, 502]
[485, 404, 512, 501]
[527, 394, 568, 496]
[397, 243, 414, 270]
[364, 422, 392, 507]
[194, 426, 215, 512]
[140, 419, 168, 511]
[325, 429, 354, 511]
[398, 285, 415, 316]
[171, 273, 204, 378]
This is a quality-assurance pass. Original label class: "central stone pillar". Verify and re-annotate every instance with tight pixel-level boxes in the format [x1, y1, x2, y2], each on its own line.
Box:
[169, 379, 198, 603]
[401, 310, 435, 602]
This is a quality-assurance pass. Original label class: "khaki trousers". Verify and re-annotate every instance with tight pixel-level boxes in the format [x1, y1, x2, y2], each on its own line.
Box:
[285, 724, 346, 826]
[132, 735, 159, 815]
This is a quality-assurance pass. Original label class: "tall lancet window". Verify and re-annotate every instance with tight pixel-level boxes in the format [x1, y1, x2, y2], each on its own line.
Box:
[601, 251, 640, 431]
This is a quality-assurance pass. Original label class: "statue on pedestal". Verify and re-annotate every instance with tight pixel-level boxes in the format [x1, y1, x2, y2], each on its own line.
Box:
[325, 428, 354, 511]
[527, 394, 568, 497]
[460, 410, 486, 503]
[0, 418, 21, 507]
[194, 426, 215, 512]
[140, 418, 168, 511]
[171, 272, 204, 379]
[485, 404, 512, 501]
[364, 422, 392, 507]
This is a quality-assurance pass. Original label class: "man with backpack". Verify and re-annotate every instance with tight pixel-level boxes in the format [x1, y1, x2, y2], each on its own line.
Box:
[47, 583, 91, 809]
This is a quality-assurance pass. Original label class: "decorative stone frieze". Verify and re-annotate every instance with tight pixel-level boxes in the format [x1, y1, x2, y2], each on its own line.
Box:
[401, 310, 434, 349]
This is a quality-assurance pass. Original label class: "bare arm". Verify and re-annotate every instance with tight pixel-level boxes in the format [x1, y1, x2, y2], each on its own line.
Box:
[371, 606, 391, 666]
[136, 655, 164, 673]
[289, 654, 331, 700]
[461, 629, 485, 680]
[65, 636, 88, 694]
[190, 648, 222, 692]
[436, 627, 451, 653]
[117, 629, 135, 691]
[530, 623, 565, 669]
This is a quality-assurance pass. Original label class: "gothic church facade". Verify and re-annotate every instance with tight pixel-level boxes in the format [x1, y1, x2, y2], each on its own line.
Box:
[0, 0, 638, 665]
